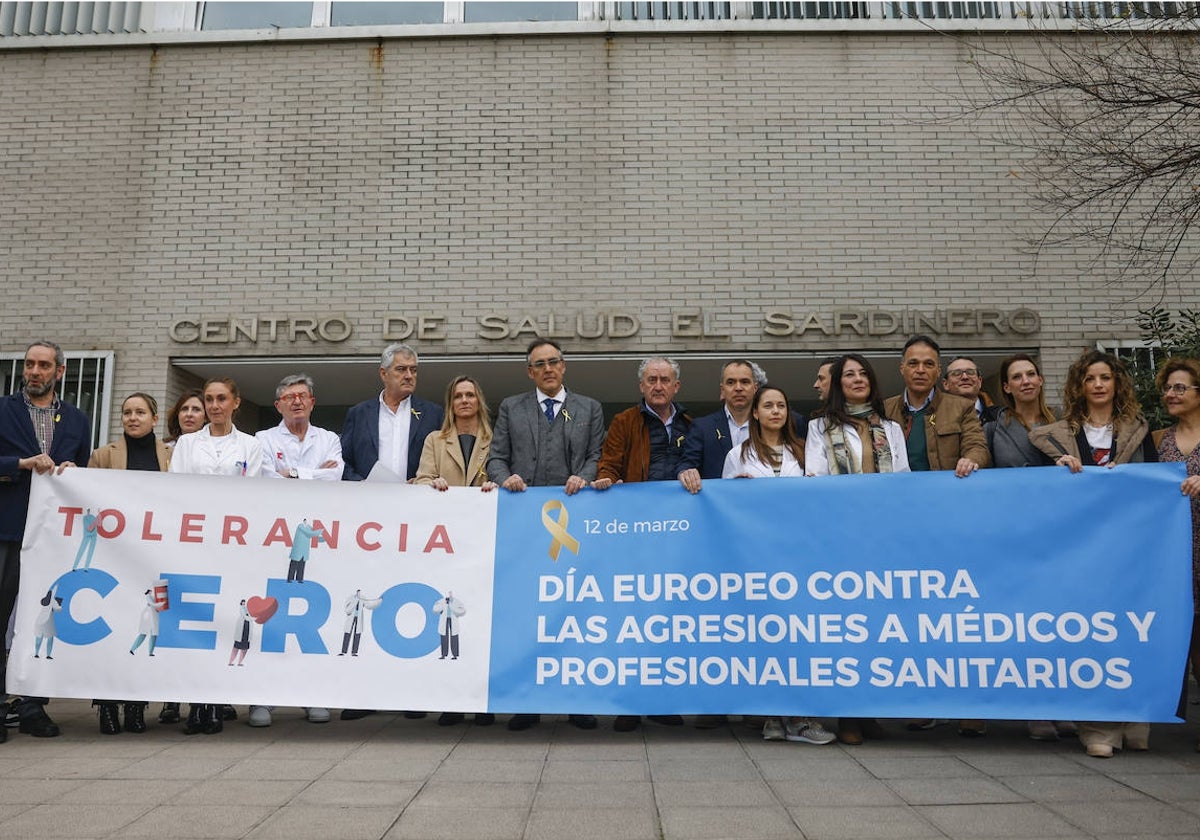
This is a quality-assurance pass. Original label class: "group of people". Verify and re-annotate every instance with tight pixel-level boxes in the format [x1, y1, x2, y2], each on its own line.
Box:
[1, 336, 1198, 758]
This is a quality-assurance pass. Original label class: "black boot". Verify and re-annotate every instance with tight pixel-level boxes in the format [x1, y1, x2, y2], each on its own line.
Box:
[158, 702, 180, 724]
[183, 703, 206, 735]
[221, 704, 238, 721]
[203, 704, 223, 735]
[124, 703, 147, 734]
[96, 702, 121, 736]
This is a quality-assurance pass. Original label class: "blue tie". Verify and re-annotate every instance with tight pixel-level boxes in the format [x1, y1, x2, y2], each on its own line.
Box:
[543, 397, 557, 423]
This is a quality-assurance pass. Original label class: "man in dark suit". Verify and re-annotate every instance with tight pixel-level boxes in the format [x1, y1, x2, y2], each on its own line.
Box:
[0, 340, 92, 739]
[340, 343, 444, 482]
[487, 338, 605, 731]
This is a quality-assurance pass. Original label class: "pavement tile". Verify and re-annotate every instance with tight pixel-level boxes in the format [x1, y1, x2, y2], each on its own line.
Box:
[916, 803, 1087, 837]
[858, 755, 984, 779]
[0, 778, 87, 803]
[247, 804, 402, 839]
[10, 756, 137, 778]
[959, 752, 1096, 777]
[322, 758, 445, 782]
[660, 805, 802, 839]
[410, 780, 534, 809]
[1047, 800, 1200, 835]
[754, 756, 876, 782]
[449, 741, 550, 761]
[549, 741, 647, 760]
[118, 804, 275, 838]
[886, 776, 1028, 806]
[296, 779, 422, 807]
[385, 806, 529, 840]
[186, 778, 311, 806]
[542, 758, 650, 782]
[1091, 773, 1200, 803]
[996, 773, 1151, 803]
[650, 757, 763, 781]
[0, 803, 149, 837]
[110, 755, 237, 780]
[1062, 753, 1197, 775]
[788, 805, 943, 839]
[55, 777, 194, 805]
[430, 758, 544, 783]
[769, 777, 905, 807]
[655, 780, 779, 808]
[217, 757, 339, 780]
[525, 807, 660, 840]
[533, 781, 656, 809]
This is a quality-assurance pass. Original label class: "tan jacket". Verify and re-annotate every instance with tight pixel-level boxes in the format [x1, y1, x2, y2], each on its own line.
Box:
[1029, 417, 1151, 465]
[88, 437, 171, 471]
[415, 429, 492, 487]
[883, 390, 990, 471]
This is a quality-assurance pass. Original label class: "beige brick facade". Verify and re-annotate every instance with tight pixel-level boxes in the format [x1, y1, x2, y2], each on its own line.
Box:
[1, 29, 1193, 431]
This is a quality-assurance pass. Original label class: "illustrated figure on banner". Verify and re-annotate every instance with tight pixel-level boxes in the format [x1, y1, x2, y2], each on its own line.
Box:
[72, 507, 98, 571]
[129, 581, 169, 657]
[228, 597, 277, 667]
[32, 588, 63, 660]
[433, 591, 466, 660]
[341, 589, 382, 657]
[286, 519, 326, 584]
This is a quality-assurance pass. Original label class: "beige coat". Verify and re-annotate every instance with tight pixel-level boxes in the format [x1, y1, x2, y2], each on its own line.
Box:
[1028, 417, 1151, 465]
[415, 429, 491, 487]
[883, 390, 990, 471]
[89, 437, 171, 471]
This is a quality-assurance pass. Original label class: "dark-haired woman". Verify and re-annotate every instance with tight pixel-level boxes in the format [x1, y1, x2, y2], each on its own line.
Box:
[164, 388, 206, 444]
[722, 386, 835, 745]
[1030, 350, 1157, 758]
[88, 392, 172, 734]
[169, 378, 263, 734]
[805, 355, 907, 745]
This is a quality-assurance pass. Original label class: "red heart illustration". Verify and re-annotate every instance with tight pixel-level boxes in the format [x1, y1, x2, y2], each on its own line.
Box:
[246, 596, 278, 625]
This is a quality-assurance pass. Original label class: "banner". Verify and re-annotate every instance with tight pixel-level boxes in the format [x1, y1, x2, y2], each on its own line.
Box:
[13, 463, 1193, 721]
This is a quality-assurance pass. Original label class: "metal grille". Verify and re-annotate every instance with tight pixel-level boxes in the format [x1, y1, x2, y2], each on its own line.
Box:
[0, 1, 143, 36]
[1, 351, 113, 451]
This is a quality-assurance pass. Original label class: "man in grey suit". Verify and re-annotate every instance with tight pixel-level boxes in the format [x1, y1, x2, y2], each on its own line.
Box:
[488, 337, 605, 731]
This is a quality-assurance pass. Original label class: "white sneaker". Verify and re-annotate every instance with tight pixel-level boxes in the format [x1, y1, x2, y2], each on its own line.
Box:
[306, 707, 330, 723]
[762, 717, 786, 741]
[785, 718, 836, 745]
[248, 705, 272, 727]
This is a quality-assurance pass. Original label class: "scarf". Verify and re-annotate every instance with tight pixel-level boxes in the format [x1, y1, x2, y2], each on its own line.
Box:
[824, 404, 894, 475]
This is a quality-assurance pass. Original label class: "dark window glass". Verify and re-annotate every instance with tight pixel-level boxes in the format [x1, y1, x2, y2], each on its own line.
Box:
[464, 2, 577, 22]
[202, 2, 313, 30]
[332, 2, 444, 25]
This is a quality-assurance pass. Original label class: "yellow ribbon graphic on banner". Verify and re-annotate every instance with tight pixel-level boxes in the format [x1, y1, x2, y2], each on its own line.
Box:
[541, 500, 580, 561]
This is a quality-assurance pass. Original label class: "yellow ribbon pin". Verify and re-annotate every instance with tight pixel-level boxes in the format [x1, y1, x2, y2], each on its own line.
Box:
[541, 500, 580, 561]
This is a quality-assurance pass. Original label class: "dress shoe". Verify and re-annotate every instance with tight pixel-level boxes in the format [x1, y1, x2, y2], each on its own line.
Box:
[569, 714, 597, 730]
[340, 708, 377, 721]
[0, 721, 6, 743]
[837, 720, 863, 745]
[96, 702, 121, 736]
[158, 702, 180, 724]
[183, 704, 207, 735]
[507, 714, 540, 731]
[1086, 742, 1114, 758]
[19, 708, 61, 738]
[613, 715, 640, 732]
[475, 713, 496, 726]
[221, 705, 238, 721]
[647, 715, 684, 726]
[437, 712, 465, 726]
[123, 703, 147, 734]
[204, 704, 224, 735]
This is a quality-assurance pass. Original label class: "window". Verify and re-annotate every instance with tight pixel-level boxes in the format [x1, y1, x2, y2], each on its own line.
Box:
[2, 351, 114, 451]
[201, 2, 314, 30]
[463, 2, 579, 23]
[332, 2, 446, 25]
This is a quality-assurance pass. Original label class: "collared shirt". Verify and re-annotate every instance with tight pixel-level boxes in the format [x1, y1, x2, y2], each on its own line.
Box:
[378, 392, 413, 480]
[23, 392, 57, 455]
[257, 420, 344, 481]
[724, 406, 750, 448]
[640, 400, 683, 482]
[536, 387, 567, 420]
[902, 389, 936, 414]
[640, 400, 678, 440]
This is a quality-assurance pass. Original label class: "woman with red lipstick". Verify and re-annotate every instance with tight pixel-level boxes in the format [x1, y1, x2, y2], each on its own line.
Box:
[1030, 350, 1157, 758]
[1153, 357, 1200, 752]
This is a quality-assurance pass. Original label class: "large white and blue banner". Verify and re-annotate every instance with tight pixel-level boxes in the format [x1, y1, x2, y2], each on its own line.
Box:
[13, 463, 1193, 721]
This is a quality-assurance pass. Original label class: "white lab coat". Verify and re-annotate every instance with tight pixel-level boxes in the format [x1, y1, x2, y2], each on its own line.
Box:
[169, 426, 265, 477]
[256, 421, 344, 481]
[722, 444, 804, 479]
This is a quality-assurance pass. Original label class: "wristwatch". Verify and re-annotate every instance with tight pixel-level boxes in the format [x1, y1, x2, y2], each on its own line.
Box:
[288, 468, 299, 479]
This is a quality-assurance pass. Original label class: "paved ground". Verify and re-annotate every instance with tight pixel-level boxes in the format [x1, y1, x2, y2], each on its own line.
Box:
[1, 700, 1199, 840]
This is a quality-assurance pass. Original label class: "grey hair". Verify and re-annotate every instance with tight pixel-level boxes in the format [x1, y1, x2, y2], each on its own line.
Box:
[723, 359, 768, 387]
[381, 343, 418, 369]
[26, 340, 64, 368]
[637, 356, 680, 381]
[275, 373, 315, 400]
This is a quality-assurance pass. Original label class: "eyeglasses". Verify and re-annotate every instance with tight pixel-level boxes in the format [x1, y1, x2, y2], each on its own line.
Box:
[946, 368, 981, 380]
[1162, 383, 1200, 396]
[529, 357, 564, 369]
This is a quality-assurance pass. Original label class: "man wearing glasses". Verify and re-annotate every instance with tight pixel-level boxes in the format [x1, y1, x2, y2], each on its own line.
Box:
[257, 374, 344, 482]
[487, 337, 605, 732]
[941, 356, 1000, 424]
